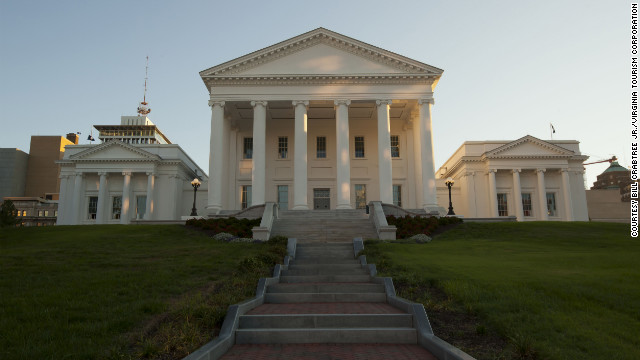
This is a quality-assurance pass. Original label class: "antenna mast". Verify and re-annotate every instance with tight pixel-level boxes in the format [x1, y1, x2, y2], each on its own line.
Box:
[137, 56, 151, 116]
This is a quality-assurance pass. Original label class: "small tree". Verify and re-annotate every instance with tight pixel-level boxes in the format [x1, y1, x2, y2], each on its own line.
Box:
[0, 199, 19, 227]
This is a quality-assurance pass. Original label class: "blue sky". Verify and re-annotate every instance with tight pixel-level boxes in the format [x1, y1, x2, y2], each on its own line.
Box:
[0, 1, 627, 187]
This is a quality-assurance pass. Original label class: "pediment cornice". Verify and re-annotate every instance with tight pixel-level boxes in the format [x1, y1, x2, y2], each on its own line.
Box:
[200, 28, 443, 87]
[482, 135, 575, 160]
[68, 141, 162, 162]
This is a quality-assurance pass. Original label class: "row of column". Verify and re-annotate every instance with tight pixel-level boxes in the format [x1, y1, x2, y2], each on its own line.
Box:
[206, 99, 439, 213]
[58, 171, 156, 225]
[487, 168, 574, 220]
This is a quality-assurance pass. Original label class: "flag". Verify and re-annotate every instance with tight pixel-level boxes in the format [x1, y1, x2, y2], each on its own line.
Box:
[550, 123, 556, 133]
[87, 135, 95, 141]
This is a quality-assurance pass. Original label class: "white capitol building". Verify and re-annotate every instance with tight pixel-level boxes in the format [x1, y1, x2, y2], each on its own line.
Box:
[57, 28, 588, 226]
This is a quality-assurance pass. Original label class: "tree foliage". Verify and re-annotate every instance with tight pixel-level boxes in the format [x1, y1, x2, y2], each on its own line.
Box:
[0, 199, 20, 227]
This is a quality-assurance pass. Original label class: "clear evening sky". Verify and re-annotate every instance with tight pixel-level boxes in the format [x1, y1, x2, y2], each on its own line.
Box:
[0, 1, 627, 188]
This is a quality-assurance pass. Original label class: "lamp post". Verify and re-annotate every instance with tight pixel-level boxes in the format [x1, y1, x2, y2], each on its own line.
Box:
[445, 177, 456, 216]
[190, 178, 201, 216]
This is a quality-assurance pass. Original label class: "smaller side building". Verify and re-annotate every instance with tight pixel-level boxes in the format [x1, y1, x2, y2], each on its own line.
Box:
[25, 135, 77, 200]
[437, 135, 589, 221]
[586, 160, 630, 222]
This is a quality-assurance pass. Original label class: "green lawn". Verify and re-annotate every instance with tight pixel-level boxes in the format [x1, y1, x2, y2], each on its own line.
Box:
[0, 225, 284, 360]
[363, 222, 638, 360]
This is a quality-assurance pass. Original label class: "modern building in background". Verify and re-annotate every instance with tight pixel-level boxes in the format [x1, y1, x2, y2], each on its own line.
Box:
[94, 116, 171, 145]
[586, 160, 631, 222]
[0, 148, 29, 200]
[24, 134, 77, 200]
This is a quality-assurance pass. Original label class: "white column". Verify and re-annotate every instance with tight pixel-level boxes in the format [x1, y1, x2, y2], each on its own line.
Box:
[512, 169, 524, 221]
[96, 172, 108, 224]
[536, 169, 548, 220]
[464, 171, 477, 217]
[121, 172, 132, 224]
[169, 174, 180, 219]
[57, 175, 69, 225]
[488, 169, 498, 217]
[251, 100, 268, 206]
[376, 99, 393, 204]
[418, 98, 438, 211]
[292, 100, 309, 210]
[335, 99, 352, 209]
[71, 172, 84, 225]
[207, 100, 225, 215]
[144, 172, 155, 220]
[561, 169, 574, 221]
[411, 113, 423, 208]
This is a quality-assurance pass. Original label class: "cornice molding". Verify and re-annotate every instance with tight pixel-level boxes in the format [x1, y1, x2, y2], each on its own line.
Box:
[69, 141, 162, 162]
[204, 74, 435, 87]
[483, 135, 575, 159]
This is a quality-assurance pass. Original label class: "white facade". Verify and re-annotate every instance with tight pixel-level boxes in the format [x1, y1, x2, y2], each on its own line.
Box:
[201, 27, 444, 214]
[57, 141, 207, 225]
[436, 136, 589, 221]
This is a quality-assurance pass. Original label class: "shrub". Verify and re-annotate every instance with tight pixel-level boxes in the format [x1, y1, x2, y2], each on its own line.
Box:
[386, 215, 462, 239]
[186, 217, 261, 238]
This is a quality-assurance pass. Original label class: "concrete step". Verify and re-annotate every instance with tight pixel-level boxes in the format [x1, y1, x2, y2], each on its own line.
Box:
[280, 274, 371, 283]
[265, 292, 387, 303]
[287, 264, 362, 271]
[281, 268, 369, 276]
[290, 258, 359, 265]
[235, 327, 417, 344]
[267, 282, 384, 294]
[279, 210, 369, 219]
[238, 314, 413, 329]
[294, 254, 355, 261]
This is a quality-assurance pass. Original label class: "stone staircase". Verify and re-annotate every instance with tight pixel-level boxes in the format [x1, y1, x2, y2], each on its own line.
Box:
[271, 210, 379, 242]
[225, 243, 430, 352]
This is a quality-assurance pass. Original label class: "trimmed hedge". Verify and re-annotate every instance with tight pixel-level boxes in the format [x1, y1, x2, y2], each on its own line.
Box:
[386, 215, 462, 239]
[186, 217, 261, 238]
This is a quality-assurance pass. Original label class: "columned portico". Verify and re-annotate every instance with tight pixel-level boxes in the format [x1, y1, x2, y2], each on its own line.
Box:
[418, 98, 438, 212]
[536, 169, 549, 221]
[207, 100, 225, 214]
[561, 169, 574, 221]
[121, 171, 132, 224]
[334, 99, 352, 209]
[487, 169, 498, 217]
[96, 172, 108, 224]
[145, 172, 155, 220]
[292, 100, 309, 210]
[251, 101, 268, 206]
[512, 169, 524, 221]
[376, 100, 393, 204]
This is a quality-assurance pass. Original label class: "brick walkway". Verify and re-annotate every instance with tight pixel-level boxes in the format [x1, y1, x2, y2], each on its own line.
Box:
[247, 302, 404, 315]
[220, 343, 438, 360]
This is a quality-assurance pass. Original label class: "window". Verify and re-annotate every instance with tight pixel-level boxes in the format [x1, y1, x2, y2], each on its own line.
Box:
[112, 196, 122, 219]
[278, 136, 288, 159]
[16, 211, 21, 217]
[136, 196, 147, 219]
[497, 193, 508, 216]
[354, 136, 365, 158]
[522, 193, 533, 217]
[38, 210, 43, 217]
[243, 137, 253, 159]
[277, 185, 288, 210]
[88, 196, 98, 219]
[393, 185, 402, 207]
[355, 184, 366, 209]
[44, 210, 49, 217]
[390, 135, 400, 158]
[316, 136, 327, 158]
[546, 193, 557, 217]
[54, 211, 58, 217]
[241, 185, 252, 209]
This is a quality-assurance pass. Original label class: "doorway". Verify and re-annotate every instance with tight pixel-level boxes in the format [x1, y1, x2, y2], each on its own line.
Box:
[313, 188, 330, 210]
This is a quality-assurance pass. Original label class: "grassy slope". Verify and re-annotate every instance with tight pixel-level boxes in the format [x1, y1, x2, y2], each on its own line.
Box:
[0, 225, 279, 359]
[369, 222, 638, 360]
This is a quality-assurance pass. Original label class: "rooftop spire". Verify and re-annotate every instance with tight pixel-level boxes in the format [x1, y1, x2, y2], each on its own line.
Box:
[137, 56, 151, 116]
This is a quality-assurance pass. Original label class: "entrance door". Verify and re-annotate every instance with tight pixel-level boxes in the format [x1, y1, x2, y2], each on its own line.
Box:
[313, 188, 330, 210]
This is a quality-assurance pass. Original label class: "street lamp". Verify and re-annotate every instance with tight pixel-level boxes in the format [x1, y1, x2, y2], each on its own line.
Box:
[445, 177, 456, 216]
[190, 178, 201, 216]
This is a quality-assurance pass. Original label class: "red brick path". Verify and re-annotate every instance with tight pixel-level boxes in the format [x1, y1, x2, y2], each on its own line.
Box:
[220, 343, 438, 360]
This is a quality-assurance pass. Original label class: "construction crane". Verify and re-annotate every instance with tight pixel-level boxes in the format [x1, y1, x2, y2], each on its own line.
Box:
[584, 156, 617, 166]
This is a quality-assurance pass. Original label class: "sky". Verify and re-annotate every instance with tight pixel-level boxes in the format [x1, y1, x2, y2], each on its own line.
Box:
[0, 0, 628, 188]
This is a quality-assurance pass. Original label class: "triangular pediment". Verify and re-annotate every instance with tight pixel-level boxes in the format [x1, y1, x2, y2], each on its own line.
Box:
[69, 141, 161, 162]
[485, 135, 575, 158]
[200, 28, 443, 78]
